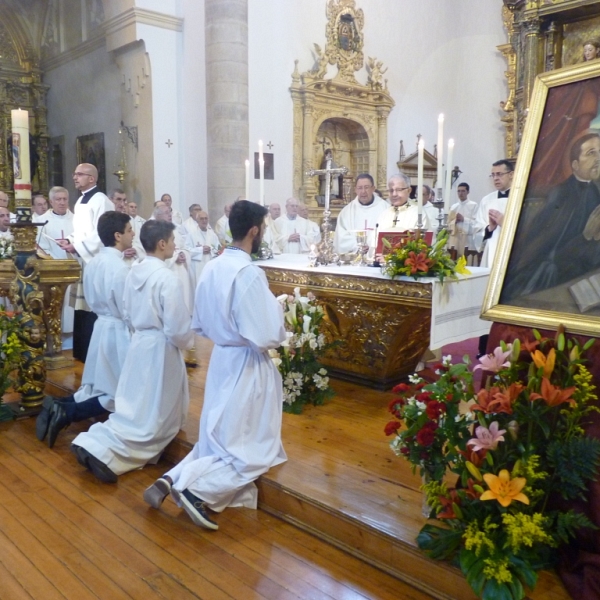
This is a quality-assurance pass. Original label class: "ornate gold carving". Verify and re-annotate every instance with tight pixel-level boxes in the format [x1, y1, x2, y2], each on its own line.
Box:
[262, 265, 433, 386]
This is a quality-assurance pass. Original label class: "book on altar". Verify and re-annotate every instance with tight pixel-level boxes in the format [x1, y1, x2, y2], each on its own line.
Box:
[569, 274, 600, 312]
[376, 231, 434, 255]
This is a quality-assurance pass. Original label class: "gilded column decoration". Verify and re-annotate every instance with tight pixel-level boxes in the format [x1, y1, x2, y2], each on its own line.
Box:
[376, 108, 388, 194]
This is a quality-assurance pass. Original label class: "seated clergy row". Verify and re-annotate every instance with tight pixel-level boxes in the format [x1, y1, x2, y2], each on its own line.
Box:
[37, 202, 288, 532]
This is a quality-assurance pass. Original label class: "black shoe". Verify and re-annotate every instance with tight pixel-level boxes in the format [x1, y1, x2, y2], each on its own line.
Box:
[46, 402, 72, 449]
[70, 444, 118, 484]
[143, 477, 172, 509]
[35, 397, 55, 442]
[171, 488, 218, 530]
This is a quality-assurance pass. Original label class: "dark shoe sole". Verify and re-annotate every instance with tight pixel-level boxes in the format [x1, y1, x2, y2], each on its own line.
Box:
[143, 478, 171, 509]
[71, 444, 118, 484]
[35, 397, 55, 442]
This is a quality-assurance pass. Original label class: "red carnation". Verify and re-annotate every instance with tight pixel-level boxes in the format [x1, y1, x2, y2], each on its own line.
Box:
[384, 421, 402, 436]
[392, 383, 410, 394]
[416, 391, 432, 403]
[416, 422, 438, 446]
[425, 400, 446, 420]
[400, 446, 410, 455]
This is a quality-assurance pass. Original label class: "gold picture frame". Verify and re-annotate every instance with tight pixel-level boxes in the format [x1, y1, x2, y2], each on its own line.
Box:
[483, 59, 600, 336]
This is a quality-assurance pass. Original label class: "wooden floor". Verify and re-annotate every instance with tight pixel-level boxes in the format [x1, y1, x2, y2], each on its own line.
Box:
[1, 339, 570, 600]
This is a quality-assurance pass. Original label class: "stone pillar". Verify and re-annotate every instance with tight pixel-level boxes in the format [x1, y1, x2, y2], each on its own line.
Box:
[522, 18, 542, 111]
[301, 102, 316, 206]
[205, 0, 249, 221]
[376, 108, 388, 196]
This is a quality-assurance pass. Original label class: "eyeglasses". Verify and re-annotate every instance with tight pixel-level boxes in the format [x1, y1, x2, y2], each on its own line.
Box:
[73, 171, 93, 177]
[389, 186, 410, 193]
[489, 171, 512, 178]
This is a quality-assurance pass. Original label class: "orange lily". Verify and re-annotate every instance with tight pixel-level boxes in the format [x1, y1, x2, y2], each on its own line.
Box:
[473, 383, 523, 415]
[529, 377, 576, 408]
[531, 348, 556, 378]
[480, 469, 529, 507]
[404, 251, 432, 275]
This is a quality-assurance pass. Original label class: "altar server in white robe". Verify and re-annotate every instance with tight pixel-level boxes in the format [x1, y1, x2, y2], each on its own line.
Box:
[58, 163, 113, 361]
[298, 202, 322, 245]
[214, 203, 233, 246]
[36, 187, 76, 344]
[127, 201, 146, 235]
[36, 212, 134, 449]
[273, 197, 317, 253]
[143, 200, 287, 530]
[188, 210, 220, 287]
[473, 159, 514, 268]
[448, 183, 478, 255]
[334, 173, 388, 255]
[71, 220, 193, 482]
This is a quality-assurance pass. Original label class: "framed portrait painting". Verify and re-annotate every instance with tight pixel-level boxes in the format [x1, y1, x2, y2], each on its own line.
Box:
[76, 132, 106, 193]
[482, 59, 600, 336]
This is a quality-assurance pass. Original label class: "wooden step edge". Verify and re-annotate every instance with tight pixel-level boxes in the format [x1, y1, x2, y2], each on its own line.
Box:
[257, 476, 476, 600]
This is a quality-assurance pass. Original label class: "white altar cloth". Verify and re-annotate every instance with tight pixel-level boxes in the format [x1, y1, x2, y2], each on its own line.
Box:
[258, 254, 491, 350]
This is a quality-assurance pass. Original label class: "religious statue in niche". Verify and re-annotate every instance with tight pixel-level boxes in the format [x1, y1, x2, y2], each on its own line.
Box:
[318, 148, 343, 204]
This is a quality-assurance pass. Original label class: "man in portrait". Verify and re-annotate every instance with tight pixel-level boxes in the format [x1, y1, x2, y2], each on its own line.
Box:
[501, 132, 600, 302]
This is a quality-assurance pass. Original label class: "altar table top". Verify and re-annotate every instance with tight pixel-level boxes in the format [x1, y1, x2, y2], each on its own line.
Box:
[258, 254, 491, 350]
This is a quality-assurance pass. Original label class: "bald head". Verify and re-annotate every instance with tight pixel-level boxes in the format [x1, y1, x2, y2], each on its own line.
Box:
[285, 197, 299, 218]
[73, 163, 98, 192]
[196, 210, 209, 231]
[269, 202, 281, 220]
[153, 202, 172, 222]
[298, 203, 309, 219]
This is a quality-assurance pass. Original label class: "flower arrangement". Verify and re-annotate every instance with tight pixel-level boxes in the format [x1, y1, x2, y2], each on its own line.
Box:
[0, 308, 24, 420]
[271, 287, 334, 414]
[0, 232, 14, 260]
[381, 229, 469, 283]
[385, 329, 600, 600]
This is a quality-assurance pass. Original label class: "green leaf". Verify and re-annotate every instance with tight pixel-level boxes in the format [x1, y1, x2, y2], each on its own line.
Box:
[482, 579, 516, 600]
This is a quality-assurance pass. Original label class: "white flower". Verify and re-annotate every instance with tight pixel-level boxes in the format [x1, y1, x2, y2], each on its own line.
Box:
[442, 354, 452, 366]
[302, 315, 312, 334]
[408, 373, 421, 384]
[294, 287, 301, 300]
[276, 293, 288, 304]
[318, 368, 327, 376]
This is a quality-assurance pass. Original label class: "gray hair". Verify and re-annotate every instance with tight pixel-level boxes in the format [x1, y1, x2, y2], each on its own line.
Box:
[108, 188, 125, 200]
[49, 186, 68, 201]
[388, 172, 411, 187]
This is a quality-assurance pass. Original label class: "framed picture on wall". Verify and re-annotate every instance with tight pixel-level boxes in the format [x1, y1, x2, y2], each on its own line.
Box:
[76, 132, 106, 193]
[482, 59, 600, 336]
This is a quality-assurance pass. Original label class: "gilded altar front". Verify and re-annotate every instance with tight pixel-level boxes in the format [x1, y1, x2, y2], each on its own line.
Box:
[259, 256, 490, 388]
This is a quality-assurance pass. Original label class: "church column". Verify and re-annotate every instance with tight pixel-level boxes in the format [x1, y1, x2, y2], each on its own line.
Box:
[522, 17, 542, 111]
[205, 0, 249, 219]
[376, 108, 388, 196]
[301, 100, 316, 206]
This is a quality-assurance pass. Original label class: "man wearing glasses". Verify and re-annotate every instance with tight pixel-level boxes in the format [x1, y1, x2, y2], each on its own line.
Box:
[334, 173, 388, 255]
[474, 159, 514, 269]
[58, 163, 112, 361]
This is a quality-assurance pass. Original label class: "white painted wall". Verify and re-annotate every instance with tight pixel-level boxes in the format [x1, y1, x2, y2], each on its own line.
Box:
[44, 45, 122, 205]
[247, 0, 507, 206]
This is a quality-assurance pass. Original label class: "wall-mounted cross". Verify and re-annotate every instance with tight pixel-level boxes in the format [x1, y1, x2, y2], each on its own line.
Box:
[267, 141, 274, 150]
[165, 139, 173, 148]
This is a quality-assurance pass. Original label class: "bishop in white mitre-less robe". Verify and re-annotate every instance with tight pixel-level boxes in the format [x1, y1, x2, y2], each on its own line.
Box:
[72, 256, 193, 476]
[36, 208, 76, 339]
[334, 195, 388, 254]
[72, 246, 131, 411]
[273, 214, 316, 253]
[161, 247, 287, 512]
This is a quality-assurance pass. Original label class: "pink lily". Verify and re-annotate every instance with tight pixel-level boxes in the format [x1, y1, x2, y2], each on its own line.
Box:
[473, 346, 512, 373]
[467, 421, 506, 452]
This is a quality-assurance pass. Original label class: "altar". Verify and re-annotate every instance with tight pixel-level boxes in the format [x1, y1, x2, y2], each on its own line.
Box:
[259, 255, 491, 388]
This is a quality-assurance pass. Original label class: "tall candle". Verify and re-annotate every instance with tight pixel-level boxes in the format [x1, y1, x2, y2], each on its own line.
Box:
[443, 139, 454, 213]
[259, 158, 265, 206]
[245, 159, 250, 200]
[258, 139, 264, 162]
[11, 109, 31, 219]
[436, 114, 444, 191]
[417, 138, 424, 216]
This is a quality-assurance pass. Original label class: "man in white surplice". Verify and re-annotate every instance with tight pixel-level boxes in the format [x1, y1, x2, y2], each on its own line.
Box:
[298, 202, 322, 245]
[183, 203, 202, 234]
[214, 203, 233, 246]
[334, 173, 388, 255]
[188, 210, 220, 287]
[127, 201, 146, 236]
[31, 194, 48, 223]
[273, 197, 316, 253]
[378, 173, 427, 233]
[36, 212, 134, 449]
[448, 183, 478, 255]
[71, 220, 194, 482]
[143, 200, 287, 530]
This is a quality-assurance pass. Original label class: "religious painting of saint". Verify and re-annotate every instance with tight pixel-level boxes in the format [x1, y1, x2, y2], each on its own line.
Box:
[482, 59, 600, 337]
[337, 14, 356, 52]
[76, 132, 106, 193]
[12, 133, 21, 180]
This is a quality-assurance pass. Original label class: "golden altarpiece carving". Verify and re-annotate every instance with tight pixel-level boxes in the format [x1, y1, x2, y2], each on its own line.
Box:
[291, 0, 394, 211]
[500, 0, 600, 158]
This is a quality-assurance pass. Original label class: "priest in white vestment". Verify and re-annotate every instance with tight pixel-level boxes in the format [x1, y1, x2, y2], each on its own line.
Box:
[183, 203, 202, 234]
[378, 174, 428, 235]
[0, 191, 16, 223]
[36, 187, 76, 346]
[273, 197, 317, 254]
[421, 185, 440, 234]
[71, 220, 193, 482]
[334, 174, 388, 255]
[298, 203, 322, 245]
[36, 212, 134, 449]
[0, 209, 11, 310]
[160, 193, 183, 224]
[448, 183, 479, 255]
[473, 160, 514, 268]
[144, 200, 287, 530]
[188, 210, 220, 288]
[31, 194, 48, 222]
[265, 202, 281, 232]
[127, 201, 146, 233]
[214, 203, 233, 246]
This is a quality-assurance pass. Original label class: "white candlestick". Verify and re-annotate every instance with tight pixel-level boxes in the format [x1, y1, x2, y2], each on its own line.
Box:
[258, 139, 264, 162]
[444, 139, 454, 213]
[245, 159, 250, 200]
[259, 158, 265, 206]
[437, 114, 444, 190]
[11, 108, 31, 214]
[417, 139, 424, 217]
